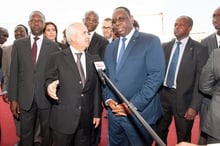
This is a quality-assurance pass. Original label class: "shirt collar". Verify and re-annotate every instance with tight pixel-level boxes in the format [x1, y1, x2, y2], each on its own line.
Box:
[70, 46, 85, 55]
[120, 27, 135, 42]
[175, 36, 189, 46]
[30, 33, 43, 40]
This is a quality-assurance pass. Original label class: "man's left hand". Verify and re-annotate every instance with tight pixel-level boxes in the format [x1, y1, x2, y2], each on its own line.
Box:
[184, 107, 197, 120]
[93, 118, 101, 128]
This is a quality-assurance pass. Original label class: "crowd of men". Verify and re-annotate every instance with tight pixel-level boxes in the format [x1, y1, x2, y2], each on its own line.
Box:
[0, 5, 220, 146]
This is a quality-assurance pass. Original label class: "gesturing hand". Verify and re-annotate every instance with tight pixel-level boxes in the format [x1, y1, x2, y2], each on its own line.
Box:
[47, 80, 59, 100]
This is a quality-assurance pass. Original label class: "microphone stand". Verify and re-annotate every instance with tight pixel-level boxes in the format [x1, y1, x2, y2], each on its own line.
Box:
[101, 71, 166, 146]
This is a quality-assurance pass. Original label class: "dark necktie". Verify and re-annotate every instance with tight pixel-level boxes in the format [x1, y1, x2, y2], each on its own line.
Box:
[32, 37, 39, 65]
[116, 37, 127, 73]
[166, 42, 182, 88]
[75, 53, 85, 87]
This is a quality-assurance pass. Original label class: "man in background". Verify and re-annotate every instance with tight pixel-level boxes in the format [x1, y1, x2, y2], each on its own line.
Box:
[0, 26, 9, 143]
[2, 24, 42, 146]
[83, 10, 109, 146]
[156, 16, 208, 144]
[199, 6, 220, 145]
[8, 11, 59, 146]
[102, 18, 114, 43]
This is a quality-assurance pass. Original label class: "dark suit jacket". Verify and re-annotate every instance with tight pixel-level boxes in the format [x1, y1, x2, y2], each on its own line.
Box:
[162, 38, 208, 115]
[8, 36, 59, 110]
[103, 30, 165, 124]
[87, 32, 109, 60]
[45, 48, 102, 134]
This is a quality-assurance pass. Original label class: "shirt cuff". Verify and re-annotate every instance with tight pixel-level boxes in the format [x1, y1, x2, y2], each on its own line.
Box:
[105, 99, 112, 106]
[0, 90, 7, 96]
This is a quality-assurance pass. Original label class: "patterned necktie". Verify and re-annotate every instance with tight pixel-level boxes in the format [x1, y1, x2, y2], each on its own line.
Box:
[75, 53, 85, 87]
[32, 37, 39, 65]
[166, 42, 182, 88]
[116, 37, 127, 73]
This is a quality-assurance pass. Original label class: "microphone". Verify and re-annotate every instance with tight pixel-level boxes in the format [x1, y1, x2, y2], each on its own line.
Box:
[94, 61, 106, 85]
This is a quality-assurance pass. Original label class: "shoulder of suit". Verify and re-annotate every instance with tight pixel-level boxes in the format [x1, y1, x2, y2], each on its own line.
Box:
[201, 33, 216, 42]
[2, 45, 12, 50]
[94, 32, 109, 42]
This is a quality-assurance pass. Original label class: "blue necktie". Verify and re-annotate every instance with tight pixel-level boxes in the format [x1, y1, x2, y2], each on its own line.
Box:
[166, 42, 181, 88]
[116, 37, 127, 73]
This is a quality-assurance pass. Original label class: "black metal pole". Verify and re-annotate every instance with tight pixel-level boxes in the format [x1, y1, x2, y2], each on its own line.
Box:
[102, 71, 166, 146]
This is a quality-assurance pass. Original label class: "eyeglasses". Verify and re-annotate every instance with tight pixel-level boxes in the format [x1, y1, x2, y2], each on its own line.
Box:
[0, 34, 9, 38]
[102, 26, 112, 30]
[112, 16, 128, 24]
[213, 15, 220, 19]
[30, 19, 44, 24]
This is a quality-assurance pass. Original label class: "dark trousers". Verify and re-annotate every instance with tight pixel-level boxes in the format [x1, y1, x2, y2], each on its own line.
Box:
[52, 127, 91, 146]
[156, 87, 194, 145]
[108, 108, 154, 146]
[13, 114, 41, 143]
[19, 101, 52, 146]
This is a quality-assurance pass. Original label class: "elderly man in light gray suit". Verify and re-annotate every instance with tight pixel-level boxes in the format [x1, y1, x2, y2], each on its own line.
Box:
[199, 48, 220, 144]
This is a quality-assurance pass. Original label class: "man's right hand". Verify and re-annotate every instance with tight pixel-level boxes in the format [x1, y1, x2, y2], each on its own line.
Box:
[47, 80, 59, 100]
[10, 101, 20, 118]
[3, 94, 9, 104]
[107, 99, 118, 111]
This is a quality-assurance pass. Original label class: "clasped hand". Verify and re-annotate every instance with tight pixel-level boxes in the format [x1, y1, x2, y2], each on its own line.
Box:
[108, 100, 131, 116]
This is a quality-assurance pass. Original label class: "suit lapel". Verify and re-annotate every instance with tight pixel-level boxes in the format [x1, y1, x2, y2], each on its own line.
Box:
[116, 31, 138, 73]
[177, 38, 193, 81]
[165, 40, 175, 69]
[113, 39, 120, 73]
[63, 48, 82, 81]
[88, 32, 97, 50]
[36, 38, 47, 67]
[210, 34, 218, 49]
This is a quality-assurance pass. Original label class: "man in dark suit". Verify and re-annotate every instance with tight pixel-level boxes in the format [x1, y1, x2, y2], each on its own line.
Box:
[199, 6, 220, 145]
[156, 16, 208, 144]
[8, 11, 59, 146]
[103, 7, 165, 146]
[83, 10, 109, 146]
[45, 22, 102, 146]
[83, 10, 109, 60]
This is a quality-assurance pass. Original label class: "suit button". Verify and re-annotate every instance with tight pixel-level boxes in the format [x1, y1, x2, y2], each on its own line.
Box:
[78, 106, 81, 110]
[79, 81, 82, 84]
[81, 94, 84, 97]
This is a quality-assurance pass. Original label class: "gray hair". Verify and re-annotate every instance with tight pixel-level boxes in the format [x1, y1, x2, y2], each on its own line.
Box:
[29, 11, 46, 23]
[66, 22, 83, 44]
[84, 10, 99, 21]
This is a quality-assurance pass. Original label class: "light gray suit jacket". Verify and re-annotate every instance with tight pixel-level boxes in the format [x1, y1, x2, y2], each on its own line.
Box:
[2, 45, 12, 91]
[199, 49, 220, 140]
[201, 33, 218, 55]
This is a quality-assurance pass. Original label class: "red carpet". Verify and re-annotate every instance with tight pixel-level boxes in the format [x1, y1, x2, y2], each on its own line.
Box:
[0, 98, 199, 146]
